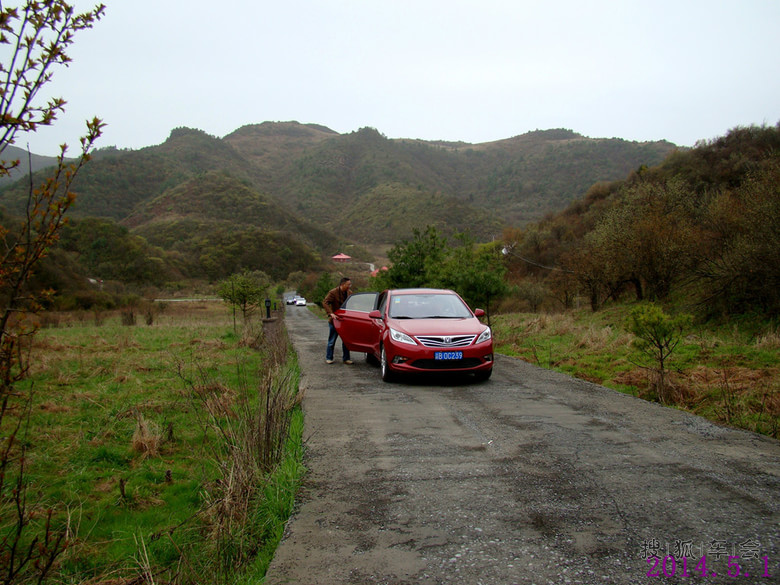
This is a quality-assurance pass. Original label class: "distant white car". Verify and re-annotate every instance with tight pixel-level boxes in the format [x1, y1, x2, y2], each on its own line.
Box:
[295, 297, 307, 306]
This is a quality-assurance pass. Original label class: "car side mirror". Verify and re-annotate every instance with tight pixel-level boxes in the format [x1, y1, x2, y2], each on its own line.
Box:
[474, 308, 485, 317]
[369, 310, 382, 319]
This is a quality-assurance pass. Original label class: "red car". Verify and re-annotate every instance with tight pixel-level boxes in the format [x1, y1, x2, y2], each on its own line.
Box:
[333, 288, 493, 382]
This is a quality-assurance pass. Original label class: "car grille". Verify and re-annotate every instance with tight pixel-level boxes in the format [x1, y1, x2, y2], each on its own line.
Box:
[411, 358, 484, 370]
[415, 335, 476, 348]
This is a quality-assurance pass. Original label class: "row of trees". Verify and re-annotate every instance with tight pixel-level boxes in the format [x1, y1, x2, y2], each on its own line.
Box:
[20, 213, 325, 310]
[285, 227, 508, 321]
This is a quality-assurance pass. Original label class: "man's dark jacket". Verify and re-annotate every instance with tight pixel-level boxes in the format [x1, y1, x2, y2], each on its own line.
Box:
[323, 286, 349, 316]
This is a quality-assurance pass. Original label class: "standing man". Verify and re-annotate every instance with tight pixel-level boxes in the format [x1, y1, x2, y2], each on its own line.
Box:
[323, 277, 352, 364]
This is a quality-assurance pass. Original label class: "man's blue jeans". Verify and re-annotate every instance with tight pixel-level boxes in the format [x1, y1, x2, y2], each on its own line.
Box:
[327, 320, 351, 362]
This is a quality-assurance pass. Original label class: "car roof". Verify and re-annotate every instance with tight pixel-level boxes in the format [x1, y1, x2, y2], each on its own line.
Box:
[388, 288, 455, 295]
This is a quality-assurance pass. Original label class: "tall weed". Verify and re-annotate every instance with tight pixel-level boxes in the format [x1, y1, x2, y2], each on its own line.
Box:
[176, 317, 303, 582]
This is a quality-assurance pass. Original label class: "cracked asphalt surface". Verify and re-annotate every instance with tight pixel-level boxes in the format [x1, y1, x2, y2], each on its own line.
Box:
[264, 306, 780, 585]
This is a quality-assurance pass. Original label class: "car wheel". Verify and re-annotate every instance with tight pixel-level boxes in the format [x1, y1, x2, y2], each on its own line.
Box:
[380, 346, 395, 383]
[474, 368, 492, 382]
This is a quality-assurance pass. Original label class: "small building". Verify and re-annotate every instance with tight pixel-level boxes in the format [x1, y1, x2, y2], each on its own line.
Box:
[332, 253, 352, 263]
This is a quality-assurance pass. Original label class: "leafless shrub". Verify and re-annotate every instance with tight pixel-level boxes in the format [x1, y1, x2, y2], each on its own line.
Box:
[40, 312, 61, 329]
[121, 310, 137, 326]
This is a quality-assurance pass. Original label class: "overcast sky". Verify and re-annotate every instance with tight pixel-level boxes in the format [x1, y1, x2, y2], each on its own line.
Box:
[13, 0, 780, 156]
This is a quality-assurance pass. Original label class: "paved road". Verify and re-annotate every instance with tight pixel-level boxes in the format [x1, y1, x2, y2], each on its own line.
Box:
[264, 306, 780, 585]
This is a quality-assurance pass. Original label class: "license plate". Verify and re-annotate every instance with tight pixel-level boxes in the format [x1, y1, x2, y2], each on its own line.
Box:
[435, 351, 462, 360]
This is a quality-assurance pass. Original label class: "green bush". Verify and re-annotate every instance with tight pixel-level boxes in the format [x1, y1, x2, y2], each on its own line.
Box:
[627, 303, 692, 404]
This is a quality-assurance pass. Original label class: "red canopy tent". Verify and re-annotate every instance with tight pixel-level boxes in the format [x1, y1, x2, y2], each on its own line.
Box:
[332, 253, 352, 263]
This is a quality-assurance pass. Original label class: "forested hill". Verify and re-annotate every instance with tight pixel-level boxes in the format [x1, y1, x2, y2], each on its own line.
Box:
[504, 124, 780, 318]
[224, 124, 676, 231]
[0, 122, 675, 244]
[0, 122, 675, 286]
[0, 145, 62, 185]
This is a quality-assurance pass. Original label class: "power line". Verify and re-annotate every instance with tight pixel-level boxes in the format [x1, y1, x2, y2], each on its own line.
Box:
[501, 245, 576, 274]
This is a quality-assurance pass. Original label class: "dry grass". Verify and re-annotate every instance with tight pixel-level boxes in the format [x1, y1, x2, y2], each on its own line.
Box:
[131, 411, 162, 458]
[494, 308, 780, 437]
[576, 324, 614, 351]
[755, 330, 780, 349]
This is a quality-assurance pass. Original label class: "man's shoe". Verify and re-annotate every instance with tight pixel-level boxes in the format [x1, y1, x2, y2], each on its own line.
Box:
[343, 359, 353, 365]
[326, 359, 334, 364]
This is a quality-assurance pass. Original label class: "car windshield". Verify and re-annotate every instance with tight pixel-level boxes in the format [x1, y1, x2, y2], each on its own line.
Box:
[388, 293, 472, 319]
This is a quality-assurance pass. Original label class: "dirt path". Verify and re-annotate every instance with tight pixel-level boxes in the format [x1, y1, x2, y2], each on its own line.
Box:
[264, 306, 780, 584]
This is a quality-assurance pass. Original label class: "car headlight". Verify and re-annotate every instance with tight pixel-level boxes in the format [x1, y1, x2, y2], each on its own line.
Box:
[476, 327, 492, 344]
[389, 327, 416, 345]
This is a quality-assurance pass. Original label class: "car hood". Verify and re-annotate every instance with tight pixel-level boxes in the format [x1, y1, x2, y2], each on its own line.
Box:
[390, 317, 487, 337]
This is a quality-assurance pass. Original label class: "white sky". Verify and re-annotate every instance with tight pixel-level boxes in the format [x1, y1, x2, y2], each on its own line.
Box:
[12, 0, 780, 156]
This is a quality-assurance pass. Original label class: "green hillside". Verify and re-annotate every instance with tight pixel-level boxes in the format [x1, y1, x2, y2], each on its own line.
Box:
[1, 122, 675, 243]
[255, 125, 676, 229]
[0, 128, 258, 220]
[0, 144, 62, 186]
[504, 124, 780, 318]
[339, 182, 503, 243]
[0, 121, 677, 287]
[128, 171, 340, 280]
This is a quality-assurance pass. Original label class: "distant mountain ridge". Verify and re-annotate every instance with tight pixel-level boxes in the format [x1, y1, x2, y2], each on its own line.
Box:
[0, 144, 62, 186]
[222, 122, 675, 232]
[0, 122, 677, 272]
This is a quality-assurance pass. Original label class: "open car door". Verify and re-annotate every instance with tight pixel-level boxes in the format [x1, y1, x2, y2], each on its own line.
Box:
[333, 292, 380, 355]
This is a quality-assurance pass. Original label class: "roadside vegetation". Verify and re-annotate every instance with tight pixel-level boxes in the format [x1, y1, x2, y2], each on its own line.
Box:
[488, 124, 779, 439]
[0, 6, 305, 583]
[493, 306, 779, 438]
[14, 302, 303, 583]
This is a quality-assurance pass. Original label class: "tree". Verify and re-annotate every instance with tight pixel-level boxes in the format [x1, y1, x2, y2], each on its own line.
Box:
[376, 225, 447, 289]
[375, 228, 507, 320]
[515, 279, 547, 312]
[0, 2, 105, 155]
[434, 236, 507, 321]
[578, 180, 699, 304]
[310, 272, 335, 306]
[627, 303, 692, 405]
[696, 162, 780, 317]
[0, 3, 104, 583]
[218, 271, 269, 324]
[59, 217, 170, 284]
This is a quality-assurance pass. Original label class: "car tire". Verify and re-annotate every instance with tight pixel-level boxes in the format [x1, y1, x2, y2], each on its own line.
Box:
[474, 368, 492, 382]
[380, 346, 395, 383]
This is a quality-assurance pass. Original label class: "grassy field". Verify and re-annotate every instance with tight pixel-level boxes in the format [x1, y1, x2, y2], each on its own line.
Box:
[4, 301, 303, 584]
[492, 305, 780, 438]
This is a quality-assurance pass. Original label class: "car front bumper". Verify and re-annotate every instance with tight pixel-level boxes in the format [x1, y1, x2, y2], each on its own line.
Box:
[387, 343, 494, 374]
